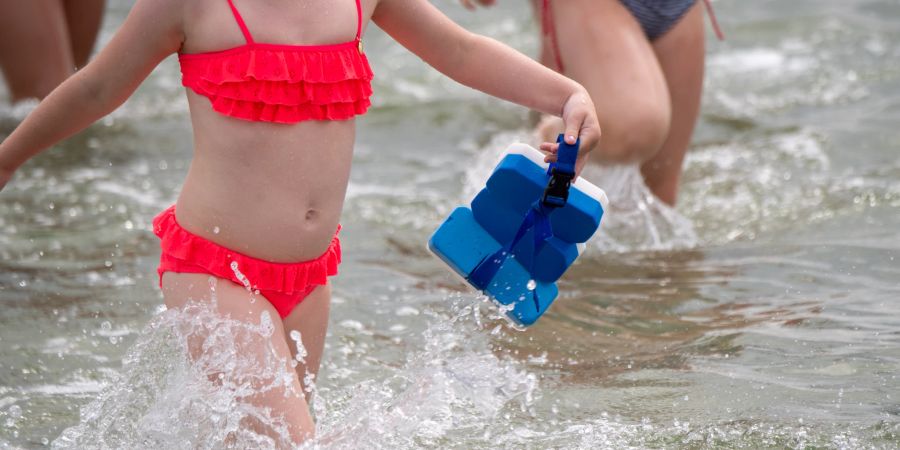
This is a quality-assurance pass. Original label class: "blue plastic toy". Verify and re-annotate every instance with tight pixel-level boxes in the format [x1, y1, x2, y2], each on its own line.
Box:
[429, 137, 608, 326]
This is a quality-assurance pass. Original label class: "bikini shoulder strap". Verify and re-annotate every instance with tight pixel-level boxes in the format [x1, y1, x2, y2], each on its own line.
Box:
[226, 0, 255, 44]
[540, 0, 564, 73]
[354, 0, 363, 41]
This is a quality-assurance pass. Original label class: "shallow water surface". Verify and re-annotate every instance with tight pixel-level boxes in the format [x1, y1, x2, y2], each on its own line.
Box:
[1, 0, 899, 448]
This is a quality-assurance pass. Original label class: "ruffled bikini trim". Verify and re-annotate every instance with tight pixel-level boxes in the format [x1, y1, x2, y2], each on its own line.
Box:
[179, 45, 373, 84]
[189, 78, 372, 107]
[179, 46, 373, 123]
[208, 96, 371, 123]
[153, 206, 341, 294]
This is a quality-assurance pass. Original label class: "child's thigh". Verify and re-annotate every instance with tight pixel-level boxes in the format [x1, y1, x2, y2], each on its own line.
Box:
[160, 271, 315, 442]
[160, 272, 296, 365]
[551, 0, 671, 158]
[281, 283, 331, 394]
[0, 0, 74, 100]
[650, 1, 705, 141]
[62, 0, 105, 68]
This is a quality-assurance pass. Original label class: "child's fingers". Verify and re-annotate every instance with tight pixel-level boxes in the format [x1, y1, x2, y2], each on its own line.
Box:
[563, 107, 587, 146]
[542, 87, 601, 177]
[538, 144, 557, 163]
[559, 89, 601, 156]
[536, 142, 557, 163]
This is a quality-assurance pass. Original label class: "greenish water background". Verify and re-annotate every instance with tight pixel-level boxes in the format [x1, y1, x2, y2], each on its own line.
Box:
[1, 0, 899, 448]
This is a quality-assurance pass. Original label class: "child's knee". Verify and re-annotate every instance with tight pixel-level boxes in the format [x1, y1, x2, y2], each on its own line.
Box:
[599, 100, 671, 164]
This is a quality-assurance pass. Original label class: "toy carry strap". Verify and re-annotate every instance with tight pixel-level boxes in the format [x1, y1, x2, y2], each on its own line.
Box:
[543, 134, 579, 207]
[467, 135, 579, 312]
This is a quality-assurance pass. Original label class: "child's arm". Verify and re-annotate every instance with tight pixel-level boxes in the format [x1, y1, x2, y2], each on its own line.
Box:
[372, 0, 600, 172]
[0, 0, 184, 190]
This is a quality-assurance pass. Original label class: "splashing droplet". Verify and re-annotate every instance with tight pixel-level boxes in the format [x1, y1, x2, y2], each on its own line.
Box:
[258, 311, 274, 337]
[289, 330, 307, 364]
[230, 261, 252, 291]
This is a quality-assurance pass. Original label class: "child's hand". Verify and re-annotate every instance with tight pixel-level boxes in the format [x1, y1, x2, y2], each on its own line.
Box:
[539, 89, 600, 177]
[460, 0, 496, 10]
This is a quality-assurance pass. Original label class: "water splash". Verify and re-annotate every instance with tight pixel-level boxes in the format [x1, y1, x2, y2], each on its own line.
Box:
[306, 302, 540, 449]
[229, 261, 253, 292]
[679, 128, 900, 244]
[43, 283, 542, 450]
[579, 164, 698, 252]
[51, 288, 300, 449]
[464, 132, 697, 253]
[290, 330, 308, 365]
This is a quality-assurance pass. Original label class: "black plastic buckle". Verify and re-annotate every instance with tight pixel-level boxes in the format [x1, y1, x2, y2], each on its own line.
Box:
[541, 167, 574, 208]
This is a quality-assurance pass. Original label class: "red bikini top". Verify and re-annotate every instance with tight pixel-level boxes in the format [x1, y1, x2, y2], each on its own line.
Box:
[179, 0, 373, 124]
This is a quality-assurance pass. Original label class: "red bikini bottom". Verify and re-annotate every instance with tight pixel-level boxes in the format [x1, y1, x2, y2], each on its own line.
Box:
[152, 206, 341, 318]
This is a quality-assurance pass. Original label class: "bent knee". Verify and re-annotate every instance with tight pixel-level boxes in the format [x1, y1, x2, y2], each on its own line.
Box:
[598, 102, 671, 164]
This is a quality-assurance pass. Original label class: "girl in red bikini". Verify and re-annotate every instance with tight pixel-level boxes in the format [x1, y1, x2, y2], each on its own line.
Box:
[0, 0, 600, 443]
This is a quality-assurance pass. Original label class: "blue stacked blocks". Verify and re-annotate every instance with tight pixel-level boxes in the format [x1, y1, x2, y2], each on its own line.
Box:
[429, 143, 608, 326]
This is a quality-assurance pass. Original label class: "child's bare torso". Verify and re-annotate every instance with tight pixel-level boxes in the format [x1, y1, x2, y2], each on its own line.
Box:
[174, 0, 365, 262]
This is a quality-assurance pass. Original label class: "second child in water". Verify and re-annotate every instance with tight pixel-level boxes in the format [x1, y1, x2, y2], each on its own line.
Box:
[0, 0, 600, 444]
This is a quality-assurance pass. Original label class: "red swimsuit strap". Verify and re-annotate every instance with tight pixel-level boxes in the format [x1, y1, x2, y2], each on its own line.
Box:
[702, 0, 725, 41]
[227, 0, 362, 45]
[354, 0, 363, 41]
[541, 0, 564, 73]
[226, 0, 255, 44]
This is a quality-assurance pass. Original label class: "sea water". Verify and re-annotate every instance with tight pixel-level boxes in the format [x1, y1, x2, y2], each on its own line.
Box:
[2, 0, 900, 448]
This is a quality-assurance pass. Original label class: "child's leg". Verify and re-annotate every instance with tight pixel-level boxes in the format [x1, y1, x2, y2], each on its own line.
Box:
[640, 2, 706, 205]
[62, 0, 105, 69]
[161, 272, 315, 445]
[0, 0, 75, 101]
[281, 284, 331, 404]
[534, 0, 672, 164]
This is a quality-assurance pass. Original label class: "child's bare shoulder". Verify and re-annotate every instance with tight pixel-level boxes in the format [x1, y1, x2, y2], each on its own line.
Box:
[176, 0, 248, 52]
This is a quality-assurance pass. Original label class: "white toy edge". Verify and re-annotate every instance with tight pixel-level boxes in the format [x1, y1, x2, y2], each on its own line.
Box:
[505, 143, 610, 212]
